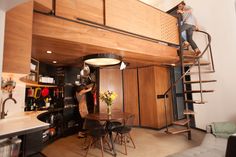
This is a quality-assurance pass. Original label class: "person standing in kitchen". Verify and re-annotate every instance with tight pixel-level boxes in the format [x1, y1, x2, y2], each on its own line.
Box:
[177, 1, 201, 56]
[75, 84, 92, 138]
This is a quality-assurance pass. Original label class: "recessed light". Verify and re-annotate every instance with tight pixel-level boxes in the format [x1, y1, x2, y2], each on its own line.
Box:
[46, 51, 52, 54]
[52, 61, 57, 64]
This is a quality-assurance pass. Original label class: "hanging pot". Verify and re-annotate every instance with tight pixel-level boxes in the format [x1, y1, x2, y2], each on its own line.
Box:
[80, 63, 90, 78]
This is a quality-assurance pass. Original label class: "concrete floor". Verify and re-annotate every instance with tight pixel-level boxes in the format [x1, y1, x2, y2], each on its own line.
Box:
[42, 127, 205, 157]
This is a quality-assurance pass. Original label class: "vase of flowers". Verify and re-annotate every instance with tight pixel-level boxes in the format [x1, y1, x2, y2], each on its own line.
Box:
[100, 90, 117, 115]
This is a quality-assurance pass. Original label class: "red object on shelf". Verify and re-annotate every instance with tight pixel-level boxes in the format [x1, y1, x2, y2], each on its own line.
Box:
[41, 87, 49, 97]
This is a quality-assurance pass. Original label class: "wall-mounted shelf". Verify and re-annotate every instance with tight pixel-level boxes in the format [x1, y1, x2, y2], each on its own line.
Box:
[20, 77, 57, 88]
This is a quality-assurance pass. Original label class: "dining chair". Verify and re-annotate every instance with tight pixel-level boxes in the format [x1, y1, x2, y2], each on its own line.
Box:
[112, 114, 136, 155]
[84, 119, 111, 157]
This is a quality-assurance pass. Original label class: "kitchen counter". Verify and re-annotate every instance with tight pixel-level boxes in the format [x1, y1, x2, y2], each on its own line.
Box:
[0, 111, 49, 139]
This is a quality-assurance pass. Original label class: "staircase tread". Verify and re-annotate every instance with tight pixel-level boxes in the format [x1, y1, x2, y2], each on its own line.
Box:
[184, 60, 211, 66]
[186, 71, 215, 75]
[166, 128, 191, 134]
[183, 110, 195, 115]
[183, 54, 199, 58]
[185, 100, 207, 104]
[172, 119, 190, 126]
[184, 90, 214, 93]
[184, 80, 217, 84]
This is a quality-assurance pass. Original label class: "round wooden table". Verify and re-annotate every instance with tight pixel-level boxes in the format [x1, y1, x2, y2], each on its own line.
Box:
[85, 112, 133, 156]
[85, 112, 132, 122]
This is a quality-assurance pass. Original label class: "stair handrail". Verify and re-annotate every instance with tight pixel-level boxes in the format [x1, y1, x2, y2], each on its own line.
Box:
[162, 30, 213, 132]
[163, 30, 212, 97]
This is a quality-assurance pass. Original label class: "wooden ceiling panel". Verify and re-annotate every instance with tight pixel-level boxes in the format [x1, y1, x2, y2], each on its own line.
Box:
[32, 35, 179, 68]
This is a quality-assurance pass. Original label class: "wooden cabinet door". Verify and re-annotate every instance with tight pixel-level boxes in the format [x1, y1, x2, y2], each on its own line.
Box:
[3, 1, 33, 74]
[123, 69, 140, 126]
[138, 67, 157, 128]
[34, 0, 52, 14]
[56, 0, 104, 24]
[154, 66, 173, 128]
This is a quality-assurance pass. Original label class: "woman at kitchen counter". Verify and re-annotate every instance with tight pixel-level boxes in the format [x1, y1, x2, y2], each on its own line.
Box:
[75, 84, 92, 138]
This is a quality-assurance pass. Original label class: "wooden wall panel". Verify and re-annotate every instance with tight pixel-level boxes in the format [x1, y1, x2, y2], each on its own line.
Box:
[99, 69, 123, 113]
[3, 1, 33, 74]
[34, 0, 52, 13]
[105, 0, 179, 45]
[138, 66, 157, 128]
[123, 69, 139, 126]
[154, 66, 173, 128]
[56, 0, 104, 24]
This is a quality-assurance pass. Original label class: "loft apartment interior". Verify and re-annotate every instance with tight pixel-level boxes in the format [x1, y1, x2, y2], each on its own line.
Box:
[0, 0, 235, 157]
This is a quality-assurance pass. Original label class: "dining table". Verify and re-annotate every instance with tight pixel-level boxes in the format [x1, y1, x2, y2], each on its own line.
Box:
[85, 112, 133, 156]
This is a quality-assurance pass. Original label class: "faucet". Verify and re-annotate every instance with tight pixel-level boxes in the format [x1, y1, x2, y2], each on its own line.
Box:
[1, 91, 17, 119]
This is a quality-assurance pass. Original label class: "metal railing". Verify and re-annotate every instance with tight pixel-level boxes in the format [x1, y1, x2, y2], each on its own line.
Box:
[163, 30, 214, 132]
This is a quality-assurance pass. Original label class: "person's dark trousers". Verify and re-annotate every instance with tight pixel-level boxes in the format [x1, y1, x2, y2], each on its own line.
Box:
[181, 23, 198, 50]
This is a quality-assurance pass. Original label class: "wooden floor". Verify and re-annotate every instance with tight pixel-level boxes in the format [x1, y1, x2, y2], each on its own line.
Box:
[42, 127, 205, 157]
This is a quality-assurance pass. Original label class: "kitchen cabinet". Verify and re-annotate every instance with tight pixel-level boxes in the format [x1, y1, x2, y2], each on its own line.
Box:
[3, 1, 33, 74]
[34, 0, 53, 14]
[56, 0, 104, 24]
[123, 69, 140, 126]
[138, 66, 173, 129]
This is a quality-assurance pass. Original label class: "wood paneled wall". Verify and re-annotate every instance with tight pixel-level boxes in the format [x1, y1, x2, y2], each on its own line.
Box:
[3, 1, 33, 74]
[56, 0, 104, 24]
[123, 69, 139, 126]
[138, 66, 173, 129]
[99, 69, 123, 113]
[105, 0, 179, 45]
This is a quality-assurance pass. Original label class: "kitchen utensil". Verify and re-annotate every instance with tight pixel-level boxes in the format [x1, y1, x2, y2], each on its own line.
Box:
[41, 87, 49, 97]
[27, 88, 34, 97]
[34, 88, 41, 99]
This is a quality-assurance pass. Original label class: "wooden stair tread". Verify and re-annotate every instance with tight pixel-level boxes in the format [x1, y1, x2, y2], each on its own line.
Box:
[185, 100, 207, 104]
[183, 50, 196, 55]
[184, 90, 214, 93]
[184, 61, 211, 66]
[172, 119, 190, 126]
[186, 71, 215, 75]
[183, 110, 195, 115]
[166, 128, 191, 134]
[184, 80, 217, 84]
[183, 54, 199, 58]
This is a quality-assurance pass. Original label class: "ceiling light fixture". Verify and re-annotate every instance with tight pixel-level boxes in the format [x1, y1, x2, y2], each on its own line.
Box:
[52, 61, 57, 64]
[83, 54, 121, 67]
[46, 51, 52, 54]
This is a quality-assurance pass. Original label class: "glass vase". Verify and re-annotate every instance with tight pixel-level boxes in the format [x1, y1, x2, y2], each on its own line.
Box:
[107, 105, 112, 115]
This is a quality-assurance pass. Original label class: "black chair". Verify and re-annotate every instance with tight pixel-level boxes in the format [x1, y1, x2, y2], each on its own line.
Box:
[112, 114, 136, 155]
[84, 119, 111, 157]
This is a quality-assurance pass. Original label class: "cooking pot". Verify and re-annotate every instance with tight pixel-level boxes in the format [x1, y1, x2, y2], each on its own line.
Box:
[80, 63, 90, 78]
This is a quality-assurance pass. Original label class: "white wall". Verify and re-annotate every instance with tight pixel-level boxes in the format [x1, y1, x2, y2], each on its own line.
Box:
[185, 0, 236, 129]
[0, 10, 6, 98]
